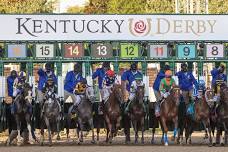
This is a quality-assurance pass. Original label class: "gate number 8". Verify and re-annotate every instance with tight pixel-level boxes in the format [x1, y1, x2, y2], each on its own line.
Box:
[211, 46, 218, 56]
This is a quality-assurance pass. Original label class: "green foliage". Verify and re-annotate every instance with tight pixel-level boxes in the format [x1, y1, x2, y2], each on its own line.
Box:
[0, 0, 55, 13]
[67, 5, 84, 14]
[209, 0, 228, 14]
[146, 0, 174, 14]
[84, 0, 108, 14]
[107, 0, 148, 14]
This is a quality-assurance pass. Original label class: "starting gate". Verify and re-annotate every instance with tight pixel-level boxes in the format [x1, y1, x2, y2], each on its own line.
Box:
[1, 14, 228, 132]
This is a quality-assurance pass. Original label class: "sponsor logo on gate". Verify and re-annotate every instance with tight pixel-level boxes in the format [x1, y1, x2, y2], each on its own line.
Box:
[129, 18, 151, 37]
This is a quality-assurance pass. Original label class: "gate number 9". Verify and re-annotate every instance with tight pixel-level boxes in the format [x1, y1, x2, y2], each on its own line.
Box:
[183, 47, 190, 56]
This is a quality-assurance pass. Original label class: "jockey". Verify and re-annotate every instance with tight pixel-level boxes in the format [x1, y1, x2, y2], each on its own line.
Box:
[42, 77, 60, 114]
[176, 63, 198, 115]
[211, 64, 227, 108]
[64, 63, 84, 102]
[92, 62, 110, 113]
[99, 69, 119, 110]
[7, 70, 17, 98]
[125, 73, 146, 114]
[155, 70, 176, 116]
[71, 78, 88, 110]
[13, 71, 27, 97]
[153, 64, 170, 116]
[121, 62, 142, 93]
[37, 62, 57, 105]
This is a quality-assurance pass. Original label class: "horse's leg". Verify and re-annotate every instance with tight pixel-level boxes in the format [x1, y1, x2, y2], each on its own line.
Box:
[116, 116, 121, 130]
[124, 114, 131, 144]
[56, 115, 61, 141]
[78, 118, 83, 143]
[89, 118, 95, 144]
[151, 120, 156, 144]
[15, 115, 22, 146]
[25, 114, 35, 144]
[132, 119, 138, 144]
[203, 119, 212, 146]
[161, 117, 168, 146]
[44, 117, 52, 146]
[40, 118, 45, 146]
[172, 116, 178, 143]
[104, 115, 112, 143]
[141, 117, 145, 144]
[221, 122, 227, 146]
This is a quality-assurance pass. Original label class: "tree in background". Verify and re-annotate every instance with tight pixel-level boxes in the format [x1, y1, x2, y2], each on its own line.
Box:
[0, 0, 55, 13]
[209, 0, 228, 14]
[67, 5, 84, 13]
[84, 0, 108, 14]
[146, 0, 174, 13]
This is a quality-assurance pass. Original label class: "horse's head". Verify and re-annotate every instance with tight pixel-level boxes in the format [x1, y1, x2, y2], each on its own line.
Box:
[112, 84, 124, 103]
[205, 89, 214, 108]
[170, 86, 180, 103]
[86, 86, 96, 102]
[135, 85, 145, 104]
[22, 83, 33, 104]
[220, 84, 228, 105]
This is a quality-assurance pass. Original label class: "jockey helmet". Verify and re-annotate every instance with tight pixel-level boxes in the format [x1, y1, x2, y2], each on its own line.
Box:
[135, 73, 143, 80]
[75, 82, 86, 94]
[106, 69, 115, 78]
[130, 62, 138, 72]
[18, 71, 26, 82]
[165, 70, 172, 78]
[47, 77, 54, 86]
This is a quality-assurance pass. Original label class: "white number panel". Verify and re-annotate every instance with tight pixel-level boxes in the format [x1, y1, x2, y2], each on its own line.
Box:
[36, 44, 54, 58]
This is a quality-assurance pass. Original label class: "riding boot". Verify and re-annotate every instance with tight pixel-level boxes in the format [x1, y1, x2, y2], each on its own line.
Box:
[124, 99, 131, 114]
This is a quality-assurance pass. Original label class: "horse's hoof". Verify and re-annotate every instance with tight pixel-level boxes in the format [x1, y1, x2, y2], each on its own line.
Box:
[151, 139, 154, 144]
[208, 143, 213, 147]
[91, 140, 96, 144]
[171, 136, 175, 141]
[165, 142, 169, 146]
[212, 143, 216, 146]
[221, 143, 225, 146]
[134, 140, 138, 144]
[49, 143, 52, 147]
[57, 136, 61, 141]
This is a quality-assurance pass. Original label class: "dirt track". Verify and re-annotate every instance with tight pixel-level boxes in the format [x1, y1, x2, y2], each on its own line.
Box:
[0, 135, 227, 152]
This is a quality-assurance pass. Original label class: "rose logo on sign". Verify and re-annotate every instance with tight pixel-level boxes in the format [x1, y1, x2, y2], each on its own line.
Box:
[129, 18, 151, 37]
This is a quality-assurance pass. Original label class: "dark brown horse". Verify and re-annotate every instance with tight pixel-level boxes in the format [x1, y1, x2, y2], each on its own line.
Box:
[128, 85, 146, 144]
[216, 84, 228, 146]
[160, 86, 180, 146]
[101, 84, 124, 143]
[185, 89, 212, 146]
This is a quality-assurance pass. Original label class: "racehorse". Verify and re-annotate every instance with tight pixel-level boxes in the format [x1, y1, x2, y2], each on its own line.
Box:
[40, 88, 61, 146]
[160, 86, 180, 146]
[101, 84, 124, 143]
[7, 83, 34, 146]
[215, 83, 228, 146]
[185, 89, 212, 146]
[66, 86, 96, 144]
[128, 85, 146, 144]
